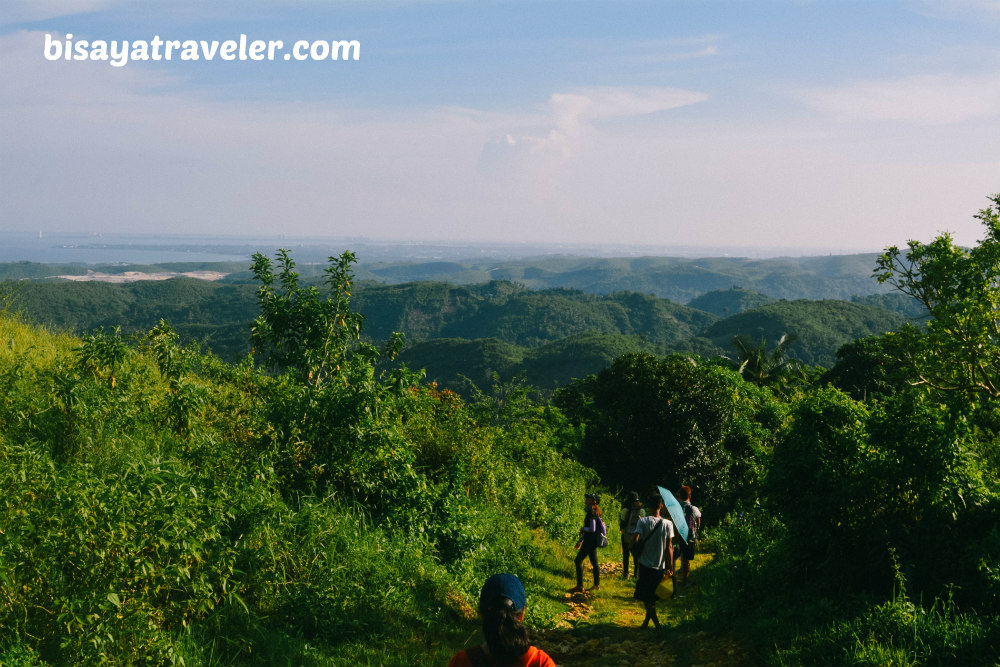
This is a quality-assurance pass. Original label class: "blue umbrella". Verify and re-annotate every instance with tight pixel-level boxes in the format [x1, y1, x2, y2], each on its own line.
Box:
[657, 485, 689, 543]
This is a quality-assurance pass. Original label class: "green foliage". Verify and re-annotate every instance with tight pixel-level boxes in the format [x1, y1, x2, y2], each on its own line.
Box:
[820, 335, 913, 401]
[876, 193, 1000, 397]
[252, 249, 367, 387]
[249, 249, 420, 509]
[397, 337, 524, 395]
[0, 285, 593, 665]
[851, 291, 929, 320]
[0, 449, 247, 665]
[14, 277, 259, 362]
[730, 333, 809, 396]
[768, 386, 997, 599]
[356, 281, 717, 348]
[557, 353, 782, 521]
[76, 326, 132, 390]
[767, 387, 871, 575]
[775, 585, 1000, 667]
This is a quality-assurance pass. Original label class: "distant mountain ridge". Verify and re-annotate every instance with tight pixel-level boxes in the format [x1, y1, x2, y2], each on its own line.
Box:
[3, 251, 911, 392]
[2, 252, 890, 302]
[359, 253, 890, 302]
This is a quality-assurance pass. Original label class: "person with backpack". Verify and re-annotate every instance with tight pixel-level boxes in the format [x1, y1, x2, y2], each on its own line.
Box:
[570, 492, 603, 593]
[677, 485, 702, 583]
[619, 491, 646, 579]
[631, 492, 674, 629]
[448, 573, 556, 667]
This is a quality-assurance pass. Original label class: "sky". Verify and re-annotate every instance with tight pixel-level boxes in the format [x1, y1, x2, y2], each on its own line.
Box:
[3, 0, 1000, 254]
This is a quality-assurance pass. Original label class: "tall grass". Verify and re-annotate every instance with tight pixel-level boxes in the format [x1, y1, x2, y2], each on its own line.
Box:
[705, 509, 1000, 666]
[775, 587, 1000, 667]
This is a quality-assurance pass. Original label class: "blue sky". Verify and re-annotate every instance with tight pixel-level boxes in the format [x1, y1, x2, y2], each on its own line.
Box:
[3, 0, 1000, 253]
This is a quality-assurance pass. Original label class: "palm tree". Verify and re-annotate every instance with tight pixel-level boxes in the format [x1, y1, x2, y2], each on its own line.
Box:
[731, 333, 806, 394]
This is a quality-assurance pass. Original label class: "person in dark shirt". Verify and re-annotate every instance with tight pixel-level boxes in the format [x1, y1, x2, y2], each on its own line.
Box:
[570, 492, 602, 593]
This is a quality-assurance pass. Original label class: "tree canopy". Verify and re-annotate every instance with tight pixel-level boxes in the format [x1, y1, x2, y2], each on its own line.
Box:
[876, 193, 1000, 398]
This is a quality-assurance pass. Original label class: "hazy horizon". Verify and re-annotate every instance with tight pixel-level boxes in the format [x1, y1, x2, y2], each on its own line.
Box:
[0, 230, 888, 266]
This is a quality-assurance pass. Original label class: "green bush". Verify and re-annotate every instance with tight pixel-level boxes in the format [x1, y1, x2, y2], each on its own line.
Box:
[0, 251, 601, 665]
[776, 589, 1000, 667]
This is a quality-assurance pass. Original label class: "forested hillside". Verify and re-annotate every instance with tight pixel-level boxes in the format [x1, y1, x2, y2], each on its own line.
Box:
[354, 283, 717, 347]
[0, 254, 597, 666]
[687, 287, 774, 317]
[7, 259, 908, 392]
[701, 300, 907, 367]
[2, 251, 890, 299]
[360, 253, 890, 301]
[397, 333, 678, 392]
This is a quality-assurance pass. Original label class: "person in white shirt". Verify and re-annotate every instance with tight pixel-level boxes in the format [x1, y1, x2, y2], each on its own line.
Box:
[630, 493, 674, 629]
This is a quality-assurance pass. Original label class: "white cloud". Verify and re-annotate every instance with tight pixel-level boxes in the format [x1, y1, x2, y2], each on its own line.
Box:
[796, 74, 1000, 125]
[478, 86, 708, 174]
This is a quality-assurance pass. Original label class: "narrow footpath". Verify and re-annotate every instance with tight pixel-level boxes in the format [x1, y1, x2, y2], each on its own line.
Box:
[535, 550, 755, 667]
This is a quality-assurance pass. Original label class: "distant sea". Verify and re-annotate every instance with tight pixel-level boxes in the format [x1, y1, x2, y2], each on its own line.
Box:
[0, 232, 873, 265]
[0, 232, 259, 265]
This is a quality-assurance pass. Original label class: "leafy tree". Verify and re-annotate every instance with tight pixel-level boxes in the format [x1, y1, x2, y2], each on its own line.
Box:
[820, 335, 911, 401]
[75, 326, 132, 390]
[767, 387, 870, 557]
[769, 385, 996, 598]
[249, 249, 416, 505]
[251, 249, 403, 387]
[556, 352, 782, 519]
[875, 193, 1000, 397]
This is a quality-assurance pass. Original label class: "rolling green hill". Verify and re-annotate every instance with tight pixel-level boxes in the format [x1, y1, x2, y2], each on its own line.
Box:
[363, 253, 889, 301]
[12, 278, 259, 359]
[397, 333, 670, 393]
[687, 287, 774, 317]
[4, 253, 907, 390]
[701, 300, 906, 367]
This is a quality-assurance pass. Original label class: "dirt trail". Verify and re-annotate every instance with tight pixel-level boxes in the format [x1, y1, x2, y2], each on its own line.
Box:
[536, 553, 754, 667]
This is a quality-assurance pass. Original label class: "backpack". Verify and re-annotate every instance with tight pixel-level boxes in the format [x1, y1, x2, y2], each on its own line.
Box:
[624, 508, 642, 534]
[683, 502, 698, 542]
[596, 516, 608, 548]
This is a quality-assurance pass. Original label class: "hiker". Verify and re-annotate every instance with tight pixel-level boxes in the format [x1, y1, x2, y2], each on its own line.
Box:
[618, 491, 646, 579]
[631, 492, 674, 629]
[677, 485, 702, 583]
[448, 573, 556, 667]
[570, 492, 602, 593]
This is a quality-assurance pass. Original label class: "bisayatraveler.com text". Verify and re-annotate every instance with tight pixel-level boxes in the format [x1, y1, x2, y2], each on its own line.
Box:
[43, 33, 360, 67]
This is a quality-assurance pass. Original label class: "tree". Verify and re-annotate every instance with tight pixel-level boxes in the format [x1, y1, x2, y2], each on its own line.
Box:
[249, 249, 417, 505]
[820, 335, 912, 402]
[875, 193, 1000, 398]
[556, 353, 782, 519]
[251, 249, 403, 388]
[730, 333, 807, 395]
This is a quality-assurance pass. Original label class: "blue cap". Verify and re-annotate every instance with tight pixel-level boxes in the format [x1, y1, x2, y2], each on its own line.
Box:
[479, 573, 526, 612]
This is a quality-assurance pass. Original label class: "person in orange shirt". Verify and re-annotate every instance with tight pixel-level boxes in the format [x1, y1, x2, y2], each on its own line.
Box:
[449, 573, 556, 667]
